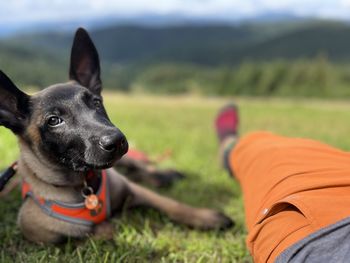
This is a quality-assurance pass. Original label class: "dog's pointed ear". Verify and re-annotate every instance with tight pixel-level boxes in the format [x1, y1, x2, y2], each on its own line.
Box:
[69, 28, 102, 95]
[0, 71, 30, 134]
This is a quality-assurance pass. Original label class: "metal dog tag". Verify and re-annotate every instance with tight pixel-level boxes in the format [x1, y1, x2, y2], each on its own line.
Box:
[85, 194, 99, 210]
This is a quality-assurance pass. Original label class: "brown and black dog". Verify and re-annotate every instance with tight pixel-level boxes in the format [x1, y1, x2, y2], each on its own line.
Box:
[0, 28, 233, 244]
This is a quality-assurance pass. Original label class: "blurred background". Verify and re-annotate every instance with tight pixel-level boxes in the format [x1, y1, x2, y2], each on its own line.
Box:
[1, 0, 350, 98]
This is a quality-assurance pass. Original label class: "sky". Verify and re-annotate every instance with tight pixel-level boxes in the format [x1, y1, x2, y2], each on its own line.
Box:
[0, 0, 350, 24]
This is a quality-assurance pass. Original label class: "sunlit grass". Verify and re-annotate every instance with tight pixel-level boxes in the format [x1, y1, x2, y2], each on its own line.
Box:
[2, 93, 350, 262]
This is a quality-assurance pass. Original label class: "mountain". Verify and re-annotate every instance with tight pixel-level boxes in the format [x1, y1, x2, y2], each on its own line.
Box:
[2, 19, 350, 90]
[238, 22, 350, 61]
[8, 20, 350, 65]
[12, 24, 256, 63]
[0, 11, 310, 37]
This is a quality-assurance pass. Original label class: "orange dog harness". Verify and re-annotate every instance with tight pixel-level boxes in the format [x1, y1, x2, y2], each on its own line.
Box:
[22, 170, 111, 226]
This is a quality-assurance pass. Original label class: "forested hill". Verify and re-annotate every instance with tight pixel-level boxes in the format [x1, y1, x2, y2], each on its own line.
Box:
[8, 20, 350, 65]
[2, 20, 350, 96]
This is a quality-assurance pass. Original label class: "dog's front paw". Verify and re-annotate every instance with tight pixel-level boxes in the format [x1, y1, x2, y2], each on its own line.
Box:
[150, 169, 185, 188]
[190, 209, 234, 230]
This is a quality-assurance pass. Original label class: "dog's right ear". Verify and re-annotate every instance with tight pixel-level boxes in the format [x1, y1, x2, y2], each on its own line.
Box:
[69, 28, 102, 95]
[0, 71, 30, 134]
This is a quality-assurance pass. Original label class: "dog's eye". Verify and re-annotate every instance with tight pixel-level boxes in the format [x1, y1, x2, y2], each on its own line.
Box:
[47, 116, 63, 127]
[93, 99, 102, 109]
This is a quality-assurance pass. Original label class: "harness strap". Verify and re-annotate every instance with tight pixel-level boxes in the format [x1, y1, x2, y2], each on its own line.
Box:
[22, 170, 111, 226]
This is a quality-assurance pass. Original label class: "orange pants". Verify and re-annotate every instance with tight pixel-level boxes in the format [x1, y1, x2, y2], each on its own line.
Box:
[229, 132, 350, 263]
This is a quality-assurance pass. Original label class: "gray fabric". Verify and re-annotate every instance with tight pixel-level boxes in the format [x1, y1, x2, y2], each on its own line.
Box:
[275, 216, 350, 263]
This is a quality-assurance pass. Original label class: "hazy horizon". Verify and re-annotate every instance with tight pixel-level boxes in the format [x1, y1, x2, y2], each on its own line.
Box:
[1, 0, 350, 25]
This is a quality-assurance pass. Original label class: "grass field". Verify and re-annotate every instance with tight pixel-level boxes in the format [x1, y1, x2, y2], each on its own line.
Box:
[2, 93, 350, 262]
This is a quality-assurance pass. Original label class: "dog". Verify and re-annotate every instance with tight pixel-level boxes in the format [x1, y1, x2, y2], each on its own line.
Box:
[0, 28, 233, 244]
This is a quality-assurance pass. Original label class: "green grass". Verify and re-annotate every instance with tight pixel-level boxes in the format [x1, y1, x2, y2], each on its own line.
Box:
[2, 94, 350, 262]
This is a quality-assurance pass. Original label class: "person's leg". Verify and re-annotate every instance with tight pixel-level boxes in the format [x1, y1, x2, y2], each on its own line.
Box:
[215, 104, 350, 262]
[215, 105, 315, 262]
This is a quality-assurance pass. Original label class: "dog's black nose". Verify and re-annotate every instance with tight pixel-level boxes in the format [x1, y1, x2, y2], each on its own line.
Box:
[99, 132, 128, 154]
